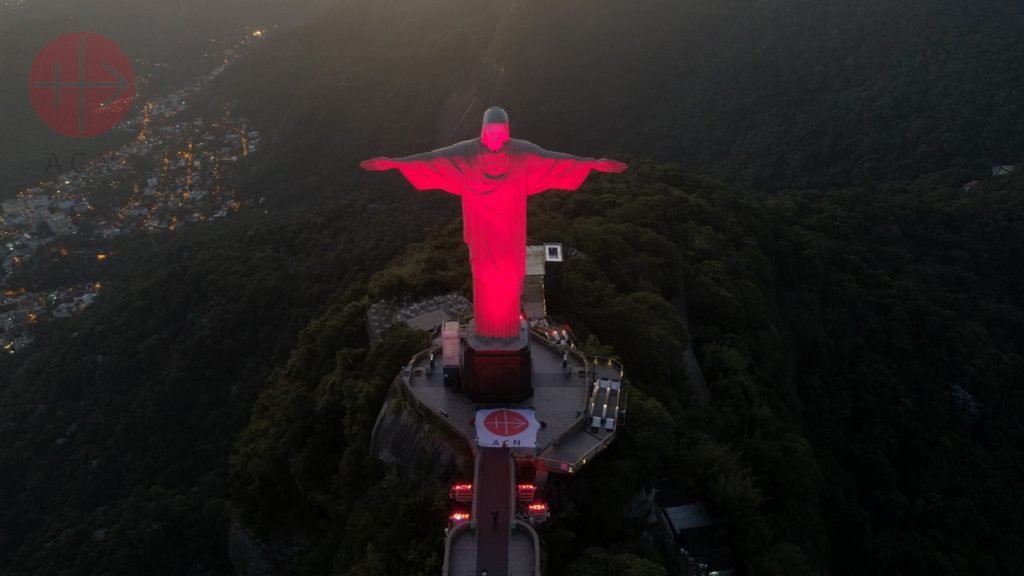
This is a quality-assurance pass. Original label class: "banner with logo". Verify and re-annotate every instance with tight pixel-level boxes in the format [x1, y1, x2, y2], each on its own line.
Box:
[475, 408, 541, 448]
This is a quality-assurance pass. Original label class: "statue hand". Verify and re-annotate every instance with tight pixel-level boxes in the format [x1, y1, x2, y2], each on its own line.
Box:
[360, 157, 395, 171]
[593, 159, 627, 173]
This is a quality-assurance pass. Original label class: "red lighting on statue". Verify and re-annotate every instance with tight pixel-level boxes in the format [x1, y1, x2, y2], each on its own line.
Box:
[362, 107, 626, 340]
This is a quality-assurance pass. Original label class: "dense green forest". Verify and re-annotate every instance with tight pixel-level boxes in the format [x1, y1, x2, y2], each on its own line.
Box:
[229, 164, 1023, 576]
[2, 0, 1023, 575]
[226, 161, 1024, 573]
[218, 0, 1024, 201]
[5, 162, 1019, 575]
[0, 188, 456, 574]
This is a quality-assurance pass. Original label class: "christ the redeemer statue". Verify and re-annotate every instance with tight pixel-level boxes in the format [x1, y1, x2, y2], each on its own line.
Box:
[362, 107, 626, 340]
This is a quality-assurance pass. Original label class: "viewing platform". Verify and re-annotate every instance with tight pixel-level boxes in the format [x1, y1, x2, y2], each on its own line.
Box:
[381, 243, 626, 576]
[395, 323, 626, 576]
[402, 326, 625, 473]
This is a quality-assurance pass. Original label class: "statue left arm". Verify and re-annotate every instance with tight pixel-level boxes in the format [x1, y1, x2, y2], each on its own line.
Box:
[526, 147, 627, 195]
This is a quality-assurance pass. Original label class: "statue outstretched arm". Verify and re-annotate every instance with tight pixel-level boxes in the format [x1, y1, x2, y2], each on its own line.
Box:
[360, 145, 464, 194]
[360, 157, 395, 171]
[591, 158, 628, 173]
[532, 148, 627, 172]
[527, 146, 627, 194]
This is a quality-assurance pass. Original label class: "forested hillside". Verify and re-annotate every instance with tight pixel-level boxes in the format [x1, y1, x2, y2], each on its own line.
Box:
[1, 0, 1023, 575]
[0, 189, 456, 575]
[2, 164, 1021, 574]
[220, 0, 1024, 200]
[229, 164, 1024, 575]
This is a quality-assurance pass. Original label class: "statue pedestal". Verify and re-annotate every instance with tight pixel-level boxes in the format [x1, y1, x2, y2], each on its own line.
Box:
[462, 320, 532, 403]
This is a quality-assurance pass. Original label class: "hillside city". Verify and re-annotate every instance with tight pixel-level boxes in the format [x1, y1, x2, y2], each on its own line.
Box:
[0, 30, 264, 355]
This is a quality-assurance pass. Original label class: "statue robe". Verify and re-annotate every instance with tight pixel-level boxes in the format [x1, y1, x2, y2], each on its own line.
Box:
[393, 138, 596, 339]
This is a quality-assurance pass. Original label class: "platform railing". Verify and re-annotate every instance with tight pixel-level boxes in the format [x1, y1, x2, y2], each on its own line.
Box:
[529, 327, 625, 376]
[530, 430, 616, 474]
[393, 349, 476, 460]
[441, 521, 472, 576]
[512, 520, 543, 576]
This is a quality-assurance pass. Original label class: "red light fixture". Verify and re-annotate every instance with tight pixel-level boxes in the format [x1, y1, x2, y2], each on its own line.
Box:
[517, 483, 537, 502]
[527, 502, 550, 524]
[450, 484, 474, 503]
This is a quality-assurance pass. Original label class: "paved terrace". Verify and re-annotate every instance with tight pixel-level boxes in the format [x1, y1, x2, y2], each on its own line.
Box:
[404, 330, 623, 471]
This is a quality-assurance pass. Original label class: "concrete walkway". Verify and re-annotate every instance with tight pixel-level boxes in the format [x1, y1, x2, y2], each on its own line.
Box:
[475, 448, 512, 576]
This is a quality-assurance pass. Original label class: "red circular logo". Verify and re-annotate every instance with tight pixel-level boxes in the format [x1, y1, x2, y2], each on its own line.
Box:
[483, 410, 530, 437]
[28, 32, 136, 139]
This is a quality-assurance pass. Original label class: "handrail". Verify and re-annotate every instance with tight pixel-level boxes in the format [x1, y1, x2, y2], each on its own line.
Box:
[441, 521, 472, 576]
[529, 327, 626, 376]
[403, 341, 442, 387]
[532, 429, 616, 474]
[513, 520, 543, 576]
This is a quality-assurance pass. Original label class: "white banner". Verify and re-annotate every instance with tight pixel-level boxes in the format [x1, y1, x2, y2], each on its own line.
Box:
[475, 408, 541, 448]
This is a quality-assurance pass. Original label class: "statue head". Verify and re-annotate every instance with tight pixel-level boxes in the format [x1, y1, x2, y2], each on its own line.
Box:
[481, 106, 510, 151]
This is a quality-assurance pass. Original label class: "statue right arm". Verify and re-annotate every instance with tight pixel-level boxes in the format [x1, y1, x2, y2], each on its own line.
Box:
[360, 157, 395, 171]
[362, 142, 469, 194]
[390, 145, 465, 194]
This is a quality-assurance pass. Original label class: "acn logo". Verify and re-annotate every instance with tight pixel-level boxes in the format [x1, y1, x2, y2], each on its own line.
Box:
[28, 32, 136, 139]
[483, 410, 530, 437]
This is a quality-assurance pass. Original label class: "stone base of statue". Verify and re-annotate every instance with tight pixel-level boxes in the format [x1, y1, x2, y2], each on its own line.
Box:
[462, 320, 533, 403]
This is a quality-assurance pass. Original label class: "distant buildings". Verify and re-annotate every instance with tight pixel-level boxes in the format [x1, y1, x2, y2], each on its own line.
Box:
[0, 283, 100, 354]
[24, 195, 49, 211]
[2, 198, 28, 217]
[43, 212, 75, 236]
[0, 30, 261, 354]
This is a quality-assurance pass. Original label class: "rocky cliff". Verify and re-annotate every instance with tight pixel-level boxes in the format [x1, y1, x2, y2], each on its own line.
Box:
[370, 376, 473, 480]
